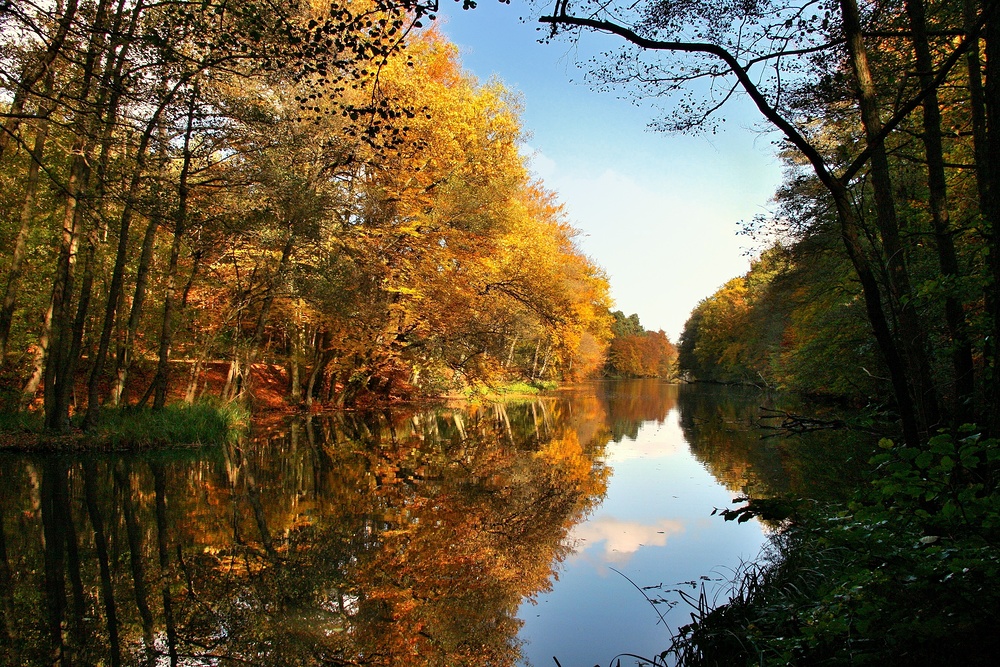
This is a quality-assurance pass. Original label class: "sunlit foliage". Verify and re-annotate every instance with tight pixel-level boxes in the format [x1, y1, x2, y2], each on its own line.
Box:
[605, 311, 677, 379]
[0, 6, 611, 425]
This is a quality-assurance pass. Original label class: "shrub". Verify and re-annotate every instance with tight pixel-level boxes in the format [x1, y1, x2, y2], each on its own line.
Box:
[668, 429, 1000, 666]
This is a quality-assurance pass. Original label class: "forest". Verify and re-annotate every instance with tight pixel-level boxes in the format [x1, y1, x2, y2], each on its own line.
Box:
[5, 0, 1000, 663]
[604, 310, 677, 379]
[0, 0, 625, 435]
[541, 0, 1000, 664]
[543, 0, 1000, 444]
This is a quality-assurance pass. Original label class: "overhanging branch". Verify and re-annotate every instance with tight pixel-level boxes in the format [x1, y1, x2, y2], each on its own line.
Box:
[538, 11, 840, 192]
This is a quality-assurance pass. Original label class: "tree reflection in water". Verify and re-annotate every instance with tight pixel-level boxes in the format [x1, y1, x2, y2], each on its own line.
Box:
[0, 399, 610, 666]
[0, 384, 870, 665]
[677, 384, 872, 502]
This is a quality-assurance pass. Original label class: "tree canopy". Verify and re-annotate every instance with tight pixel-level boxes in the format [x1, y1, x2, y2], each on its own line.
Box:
[0, 3, 613, 427]
[543, 0, 1000, 443]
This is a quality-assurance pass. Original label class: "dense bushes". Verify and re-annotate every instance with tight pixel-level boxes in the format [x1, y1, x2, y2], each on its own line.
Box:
[669, 429, 1000, 666]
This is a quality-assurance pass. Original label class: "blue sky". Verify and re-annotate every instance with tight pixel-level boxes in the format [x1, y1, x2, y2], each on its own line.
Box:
[433, 1, 784, 340]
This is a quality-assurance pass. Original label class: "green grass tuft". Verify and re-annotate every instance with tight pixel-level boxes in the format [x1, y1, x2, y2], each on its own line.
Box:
[0, 410, 43, 432]
[92, 400, 250, 448]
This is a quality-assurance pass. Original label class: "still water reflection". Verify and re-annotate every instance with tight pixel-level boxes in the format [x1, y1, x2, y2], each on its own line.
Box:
[0, 381, 865, 666]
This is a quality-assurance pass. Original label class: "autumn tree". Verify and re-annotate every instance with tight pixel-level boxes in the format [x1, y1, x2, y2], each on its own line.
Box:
[540, 0, 1000, 444]
[605, 311, 676, 379]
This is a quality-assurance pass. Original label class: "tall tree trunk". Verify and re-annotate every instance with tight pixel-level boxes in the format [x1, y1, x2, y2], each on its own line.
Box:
[153, 88, 198, 410]
[840, 0, 940, 438]
[41, 0, 115, 430]
[21, 300, 54, 410]
[83, 461, 121, 667]
[107, 215, 159, 409]
[44, 157, 87, 430]
[81, 0, 147, 425]
[86, 97, 174, 426]
[0, 92, 53, 359]
[906, 0, 976, 421]
[832, 188, 924, 447]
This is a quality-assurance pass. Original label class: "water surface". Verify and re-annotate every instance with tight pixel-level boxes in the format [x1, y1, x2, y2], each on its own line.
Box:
[0, 381, 865, 666]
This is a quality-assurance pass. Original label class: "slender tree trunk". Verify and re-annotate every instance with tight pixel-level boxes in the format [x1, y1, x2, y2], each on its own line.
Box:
[223, 357, 241, 401]
[505, 334, 518, 369]
[44, 157, 87, 430]
[21, 300, 54, 410]
[108, 215, 159, 409]
[81, 0, 146, 425]
[290, 354, 301, 402]
[184, 357, 204, 404]
[67, 220, 100, 401]
[832, 188, 924, 447]
[538, 342, 551, 378]
[0, 99, 52, 359]
[906, 0, 976, 421]
[153, 89, 198, 410]
[83, 461, 121, 667]
[305, 330, 329, 408]
[840, 0, 940, 437]
[289, 322, 304, 403]
[41, 0, 116, 430]
[86, 102, 173, 425]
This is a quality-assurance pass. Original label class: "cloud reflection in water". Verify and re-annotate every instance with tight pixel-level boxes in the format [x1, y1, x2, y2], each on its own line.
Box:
[567, 515, 686, 568]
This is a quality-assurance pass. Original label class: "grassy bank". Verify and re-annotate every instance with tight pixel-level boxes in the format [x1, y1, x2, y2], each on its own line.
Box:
[460, 379, 560, 401]
[665, 428, 1000, 666]
[0, 401, 249, 451]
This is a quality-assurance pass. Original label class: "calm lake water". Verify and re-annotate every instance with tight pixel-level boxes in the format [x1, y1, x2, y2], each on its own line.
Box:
[0, 381, 867, 666]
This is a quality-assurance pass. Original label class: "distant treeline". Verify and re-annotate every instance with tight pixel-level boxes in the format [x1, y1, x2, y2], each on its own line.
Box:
[604, 311, 677, 379]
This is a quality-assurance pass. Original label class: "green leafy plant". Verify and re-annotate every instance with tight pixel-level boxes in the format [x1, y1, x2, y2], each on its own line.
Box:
[665, 429, 1000, 666]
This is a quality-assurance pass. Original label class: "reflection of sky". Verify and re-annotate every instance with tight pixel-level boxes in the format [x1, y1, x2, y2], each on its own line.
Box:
[517, 403, 769, 667]
[568, 516, 686, 568]
[604, 409, 686, 463]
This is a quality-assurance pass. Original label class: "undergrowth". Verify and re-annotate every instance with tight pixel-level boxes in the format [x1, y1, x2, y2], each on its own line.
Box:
[659, 427, 1000, 666]
[0, 400, 249, 449]
[91, 401, 250, 447]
